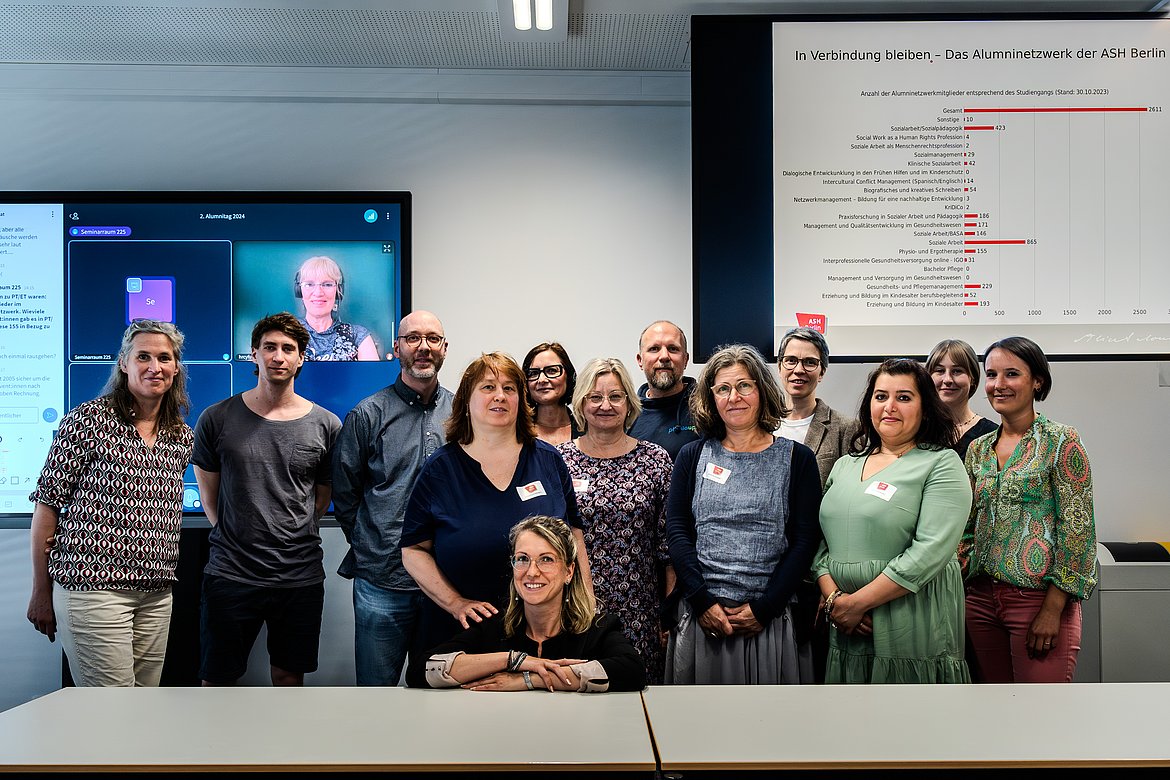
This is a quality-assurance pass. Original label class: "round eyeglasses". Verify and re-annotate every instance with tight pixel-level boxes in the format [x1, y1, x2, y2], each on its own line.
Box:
[712, 379, 758, 399]
[780, 356, 822, 371]
[398, 334, 445, 348]
[510, 554, 560, 572]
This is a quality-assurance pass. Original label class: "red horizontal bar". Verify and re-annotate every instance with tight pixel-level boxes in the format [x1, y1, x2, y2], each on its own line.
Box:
[964, 249, 976, 254]
[964, 222, 977, 227]
[964, 301, 980, 306]
[963, 107, 1147, 113]
[965, 239, 1027, 245]
[964, 214, 978, 218]
[964, 125, 996, 130]
[964, 231, 975, 235]
[964, 284, 981, 288]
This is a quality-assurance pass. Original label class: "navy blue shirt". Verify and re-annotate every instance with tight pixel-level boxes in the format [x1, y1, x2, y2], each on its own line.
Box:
[401, 439, 581, 651]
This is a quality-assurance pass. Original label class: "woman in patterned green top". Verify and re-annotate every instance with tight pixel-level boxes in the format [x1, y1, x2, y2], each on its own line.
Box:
[960, 336, 1096, 683]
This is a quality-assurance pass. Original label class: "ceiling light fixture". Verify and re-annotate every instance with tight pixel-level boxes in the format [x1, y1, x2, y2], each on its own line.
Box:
[498, 0, 567, 43]
[534, 0, 553, 32]
[512, 0, 532, 31]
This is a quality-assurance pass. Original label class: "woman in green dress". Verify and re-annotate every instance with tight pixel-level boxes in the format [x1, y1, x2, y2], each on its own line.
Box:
[815, 358, 973, 683]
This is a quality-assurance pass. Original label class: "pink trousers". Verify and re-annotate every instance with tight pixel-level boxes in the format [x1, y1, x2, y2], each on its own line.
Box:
[965, 576, 1081, 683]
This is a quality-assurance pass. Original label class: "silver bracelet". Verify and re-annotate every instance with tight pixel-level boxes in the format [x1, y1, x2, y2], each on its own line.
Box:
[522, 670, 534, 690]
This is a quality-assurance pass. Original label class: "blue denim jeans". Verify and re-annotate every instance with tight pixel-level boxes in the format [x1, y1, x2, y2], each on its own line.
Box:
[352, 577, 422, 686]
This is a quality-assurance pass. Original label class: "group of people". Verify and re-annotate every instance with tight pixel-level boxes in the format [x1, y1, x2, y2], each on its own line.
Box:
[27, 312, 1096, 694]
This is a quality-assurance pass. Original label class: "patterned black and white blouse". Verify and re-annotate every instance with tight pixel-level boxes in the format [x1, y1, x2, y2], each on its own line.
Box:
[30, 398, 194, 591]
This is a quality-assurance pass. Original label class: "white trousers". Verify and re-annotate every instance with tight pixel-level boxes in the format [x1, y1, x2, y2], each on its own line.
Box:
[52, 583, 173, 687]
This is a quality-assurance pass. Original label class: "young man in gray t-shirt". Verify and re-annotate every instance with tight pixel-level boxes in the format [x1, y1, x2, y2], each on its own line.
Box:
[193, 312, 341, 686]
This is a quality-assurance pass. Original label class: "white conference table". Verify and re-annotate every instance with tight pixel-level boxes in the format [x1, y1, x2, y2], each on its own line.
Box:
[0, 686, 654, 773]
[643, 682, 1170, 770]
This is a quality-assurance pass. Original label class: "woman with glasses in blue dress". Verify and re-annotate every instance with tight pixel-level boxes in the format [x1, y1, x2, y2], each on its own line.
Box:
[406, 516, 645, 692]
[664, 344, 823, 684]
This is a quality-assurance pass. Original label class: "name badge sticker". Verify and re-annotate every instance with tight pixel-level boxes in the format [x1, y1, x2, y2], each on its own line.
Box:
[702, 462, 731, 485]
[865, 480, 898, 502]
[517, 481, 547, 501]
[572, 478, 590, 494]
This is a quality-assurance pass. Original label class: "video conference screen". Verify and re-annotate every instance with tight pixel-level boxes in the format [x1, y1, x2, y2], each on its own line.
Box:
[0, 192, 411, 517]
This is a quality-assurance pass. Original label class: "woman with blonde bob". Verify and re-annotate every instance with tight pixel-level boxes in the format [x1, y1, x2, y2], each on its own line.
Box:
[402, 352, 591, 654]
[293, 255, 379, 361]
[557, 358, 674, 682]
[406, 516, 646, 692]
[665, 344, 822, 684]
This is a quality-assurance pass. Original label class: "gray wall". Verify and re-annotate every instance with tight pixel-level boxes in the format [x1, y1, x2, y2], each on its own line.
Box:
[2, 73, 1168, 709]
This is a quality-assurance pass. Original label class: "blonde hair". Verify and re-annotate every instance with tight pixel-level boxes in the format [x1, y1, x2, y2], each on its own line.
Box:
[569, 357, 642, 433]
[503, 516, 595, 638]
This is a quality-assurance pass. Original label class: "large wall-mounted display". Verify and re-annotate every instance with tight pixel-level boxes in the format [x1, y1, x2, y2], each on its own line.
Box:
[693, 13, 1170, 361]
[0, 192, 410, 517]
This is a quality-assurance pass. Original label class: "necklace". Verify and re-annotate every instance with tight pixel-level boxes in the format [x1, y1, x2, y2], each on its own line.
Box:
[956, 412, 977, 428]
[879, 443, 915, 458]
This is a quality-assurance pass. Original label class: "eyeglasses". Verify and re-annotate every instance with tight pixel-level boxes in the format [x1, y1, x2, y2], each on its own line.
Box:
[525, 365, 565, 381]
[398, 334, 445, 347]
[712, 379, 758, 399]
[585, 391, 627, 406]
[780, 356, 822, 371]
[510, 554, 560, 572]
[300, 281, 337, 292]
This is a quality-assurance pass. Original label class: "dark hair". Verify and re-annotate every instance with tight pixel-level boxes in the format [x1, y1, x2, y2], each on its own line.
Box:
[690, 343, 787, 440]
[446, 352, 536, 446]
[778, 326, 830, 368]
[103, 320, 190, 435]
[984, 336, 1052, 401]
[926, 339, 981, 400]
[521, 342, 576, 408]
[849, 358, 955, 455]
[251, 312, 310, 378]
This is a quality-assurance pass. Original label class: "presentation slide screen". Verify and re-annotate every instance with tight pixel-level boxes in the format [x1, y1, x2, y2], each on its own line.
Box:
[772, 17, 1170, 358]
[0, 192, 410, 517]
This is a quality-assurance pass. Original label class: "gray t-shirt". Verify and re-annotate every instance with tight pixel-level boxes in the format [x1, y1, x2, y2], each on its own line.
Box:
[193, 394, 341, 586]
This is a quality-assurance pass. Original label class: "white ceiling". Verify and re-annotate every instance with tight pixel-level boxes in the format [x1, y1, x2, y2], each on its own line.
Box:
[2, 1, 1164, 71]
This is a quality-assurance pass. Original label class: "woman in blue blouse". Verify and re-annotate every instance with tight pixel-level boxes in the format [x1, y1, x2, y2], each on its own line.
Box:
[402, 352, 592, 654]
[664, 344, 822, 684]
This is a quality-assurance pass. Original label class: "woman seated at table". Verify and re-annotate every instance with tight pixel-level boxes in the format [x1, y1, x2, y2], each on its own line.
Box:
[926, 338, 997, 460]
[665, 344, 822, 685]
[816, 358, 972, 684]
[406, 516, 645, 692]
[522, 342, 579, 445]
[401, 352, 591, 654]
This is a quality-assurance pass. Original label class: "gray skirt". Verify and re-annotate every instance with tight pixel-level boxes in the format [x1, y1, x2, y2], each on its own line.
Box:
[665, 601, 807, 685]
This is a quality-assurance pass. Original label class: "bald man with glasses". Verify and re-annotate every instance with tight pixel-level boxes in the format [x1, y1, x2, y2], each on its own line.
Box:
[331, 310, 454, 685]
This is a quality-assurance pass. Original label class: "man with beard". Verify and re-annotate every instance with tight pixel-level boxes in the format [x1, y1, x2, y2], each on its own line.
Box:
[331, 310, 453, 685]
[628, 320, 698, 461]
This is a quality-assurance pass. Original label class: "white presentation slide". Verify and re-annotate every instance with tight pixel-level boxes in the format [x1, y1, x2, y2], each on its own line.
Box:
[773, 19, 1170, 356]
[0, 204, 64, 512]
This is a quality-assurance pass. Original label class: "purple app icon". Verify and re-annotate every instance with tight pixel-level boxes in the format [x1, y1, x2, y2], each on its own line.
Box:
[126, 276, 176, 324]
